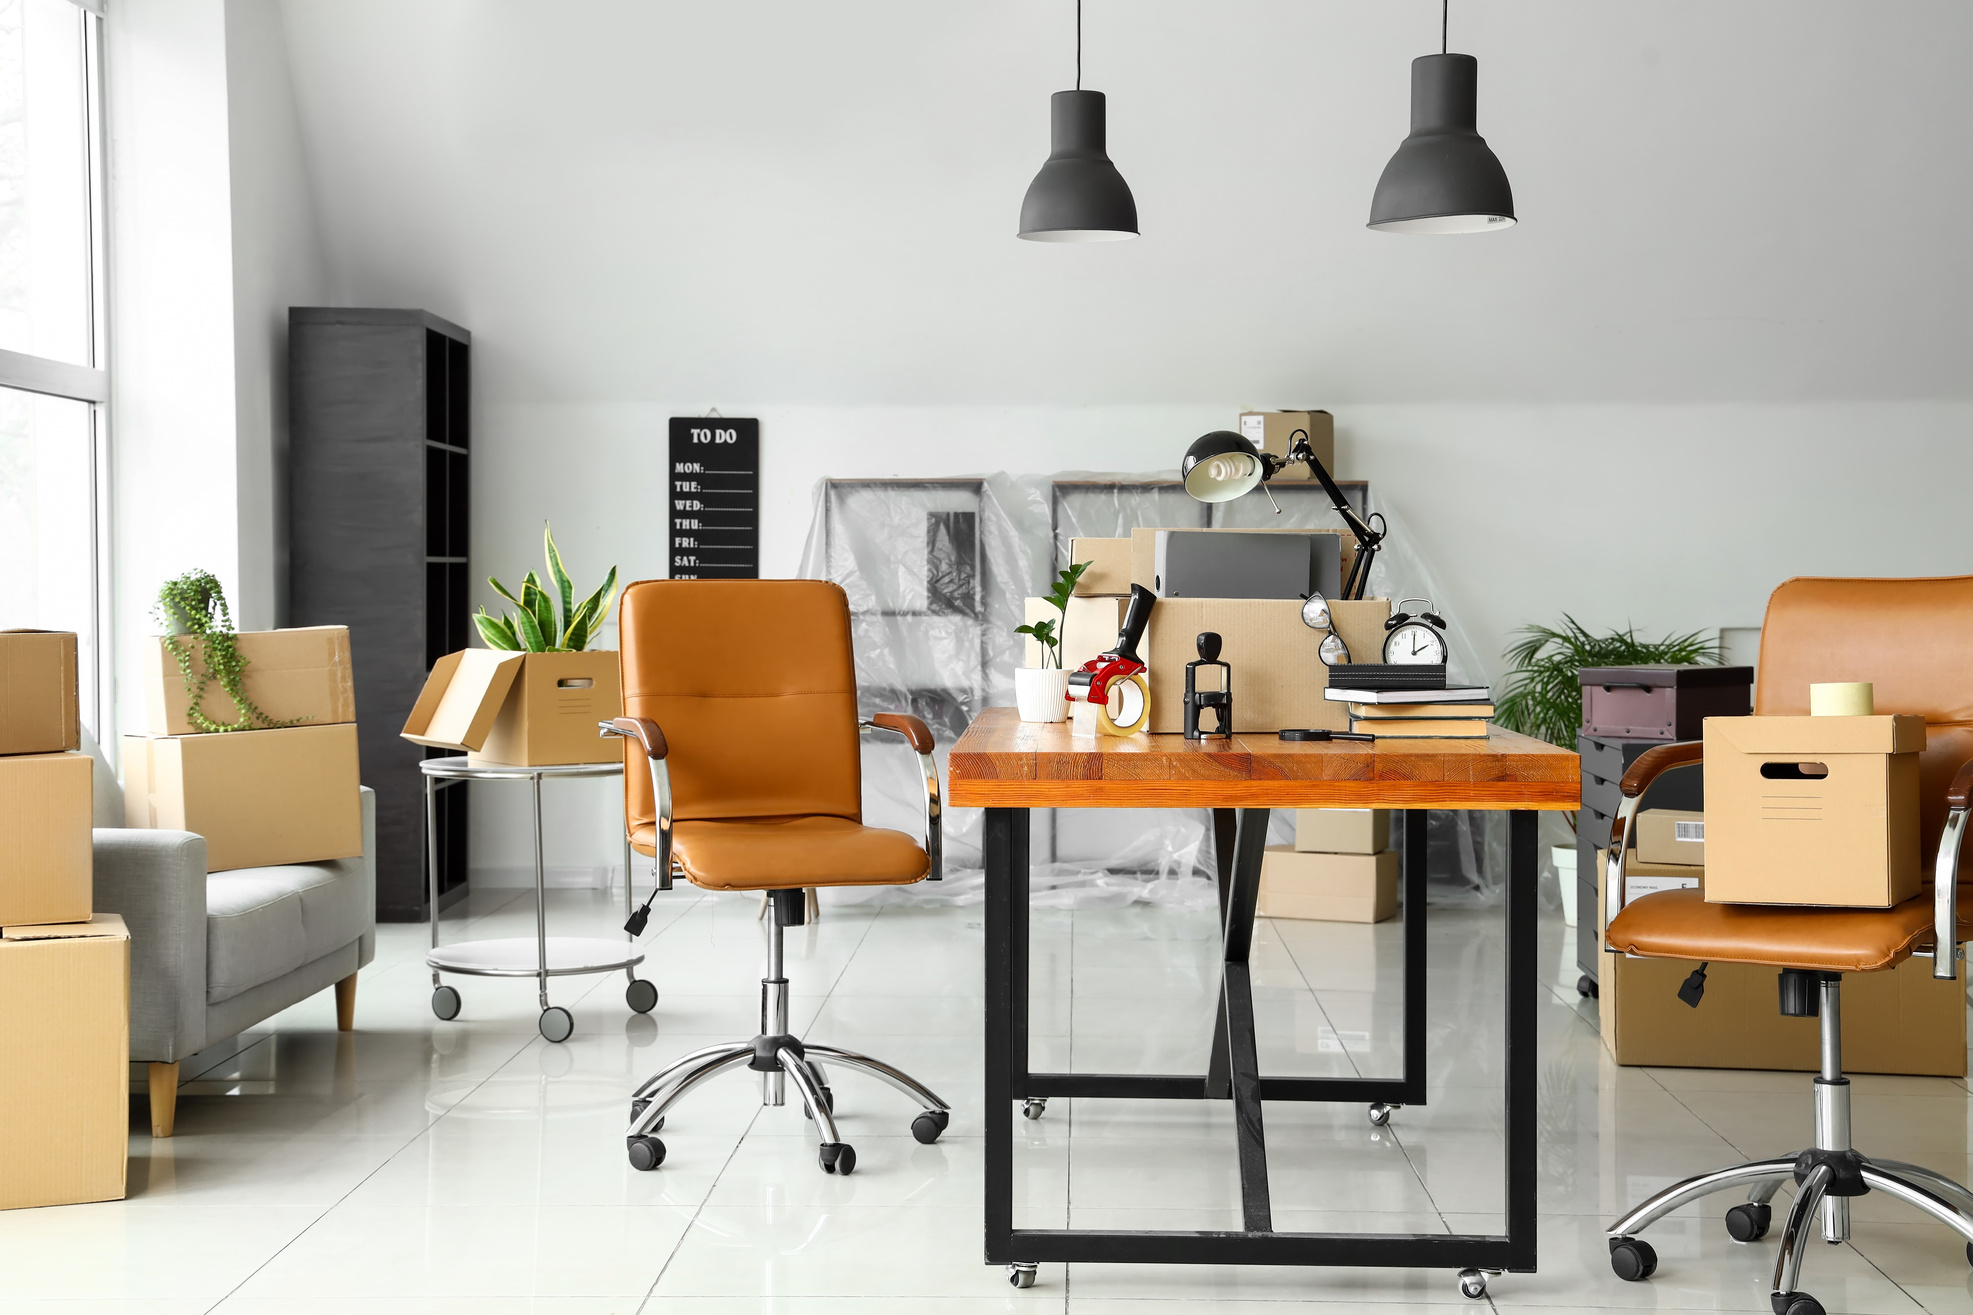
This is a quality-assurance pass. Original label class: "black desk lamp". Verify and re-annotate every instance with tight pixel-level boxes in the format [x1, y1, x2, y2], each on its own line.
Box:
[1179, 428, 1387, 600]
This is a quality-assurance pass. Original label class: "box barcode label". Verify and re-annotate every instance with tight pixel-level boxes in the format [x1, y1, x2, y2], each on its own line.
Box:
[1674, 820, 1705, 842]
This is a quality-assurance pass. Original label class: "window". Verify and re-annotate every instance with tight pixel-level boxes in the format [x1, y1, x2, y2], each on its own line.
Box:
[0, 0, 107, 733]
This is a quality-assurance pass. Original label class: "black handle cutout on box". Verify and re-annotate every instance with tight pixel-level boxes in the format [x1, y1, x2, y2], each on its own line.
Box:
[557, 677, 595, 689]
[1601, 683, 1653, 692]
[1760, 761, 1829, 780]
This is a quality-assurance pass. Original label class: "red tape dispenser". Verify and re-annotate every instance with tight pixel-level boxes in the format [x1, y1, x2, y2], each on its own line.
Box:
[1066, 584, 1155, 736]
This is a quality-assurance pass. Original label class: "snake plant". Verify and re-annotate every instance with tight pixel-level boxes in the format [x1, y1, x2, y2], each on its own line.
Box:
[474, 525, 619, 652]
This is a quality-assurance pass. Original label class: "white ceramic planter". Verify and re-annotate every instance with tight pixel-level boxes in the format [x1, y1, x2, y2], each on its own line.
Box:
[1015, 667, 1070, 723]
[1553, 845, 1578, 927]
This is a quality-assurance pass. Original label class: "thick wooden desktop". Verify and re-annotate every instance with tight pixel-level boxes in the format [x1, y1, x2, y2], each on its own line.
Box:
[949, 708, 1579, 1286]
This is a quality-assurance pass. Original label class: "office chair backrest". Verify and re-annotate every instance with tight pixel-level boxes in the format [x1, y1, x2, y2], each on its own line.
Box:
[617, 579, 863, 828]
[1757, 574, 1973, 877]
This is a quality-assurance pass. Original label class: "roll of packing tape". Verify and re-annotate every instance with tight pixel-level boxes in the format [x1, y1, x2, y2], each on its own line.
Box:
[1095, 671, 1151, 737]
[1810, 681, 1874, 717]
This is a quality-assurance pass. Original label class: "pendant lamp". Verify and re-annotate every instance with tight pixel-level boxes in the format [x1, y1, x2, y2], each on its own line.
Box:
[1368, 0, 1515, 233]
[1018, 0, 1137, 242]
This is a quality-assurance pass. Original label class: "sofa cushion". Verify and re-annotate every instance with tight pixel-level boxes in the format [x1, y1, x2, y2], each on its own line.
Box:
[206, 859, 369, 1005]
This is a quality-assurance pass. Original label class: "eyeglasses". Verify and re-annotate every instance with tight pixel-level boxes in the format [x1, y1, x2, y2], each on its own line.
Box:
[1300, 592, 1350, 666]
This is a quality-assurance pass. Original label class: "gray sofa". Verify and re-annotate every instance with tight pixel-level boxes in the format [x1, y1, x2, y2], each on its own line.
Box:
[89, 742, 376, 1137]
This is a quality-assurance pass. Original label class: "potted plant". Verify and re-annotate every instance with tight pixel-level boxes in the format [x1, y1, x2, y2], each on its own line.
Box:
[1013, 562, 1089, 723]
[1495, 615, 1721, 925]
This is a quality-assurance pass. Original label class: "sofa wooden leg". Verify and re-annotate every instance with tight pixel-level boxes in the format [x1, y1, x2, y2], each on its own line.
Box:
[148, 1061, 179, 1139]
[335, 972, 357, 1032]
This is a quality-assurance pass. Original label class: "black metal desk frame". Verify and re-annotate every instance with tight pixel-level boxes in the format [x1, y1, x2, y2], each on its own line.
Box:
[983, 804, 1538, 1275]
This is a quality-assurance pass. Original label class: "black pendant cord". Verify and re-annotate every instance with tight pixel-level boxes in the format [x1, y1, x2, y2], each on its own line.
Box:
[1076, 0, 1082, 90]
[1441, 0, 1448, 54]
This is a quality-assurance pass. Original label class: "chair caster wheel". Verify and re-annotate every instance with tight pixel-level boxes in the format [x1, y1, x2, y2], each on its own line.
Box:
[539, 1006, 574, 1043]
[1368, 1102, 1396, 1127]
[431, 985, 461, 1020]
[628, 1098, 663, 1134]
[911, 1109, 950, 1144]
[626, 978, 658, 1014]
[1773, 1294, 1825, 1315]
[1022, 1098, 1047, 1120]
[1577, 975, 1599, 999]
[1726, 1202, 1772, 1242]
[1457, 1269, 1487, 1299]
[803, 1085, 835, 1120]
[1609, 1237, 1657, 1281]
[1008, 1262, 1038, 1289]
[818, 1142, 856, 1175]
[626, 1135, 665, 1171]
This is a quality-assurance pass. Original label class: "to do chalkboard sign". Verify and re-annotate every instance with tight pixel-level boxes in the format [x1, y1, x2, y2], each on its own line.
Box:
[668, 417, 759, 579]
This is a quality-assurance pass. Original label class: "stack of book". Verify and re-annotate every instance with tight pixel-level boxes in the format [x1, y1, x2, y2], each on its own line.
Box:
[1322, 665, 1493, 738]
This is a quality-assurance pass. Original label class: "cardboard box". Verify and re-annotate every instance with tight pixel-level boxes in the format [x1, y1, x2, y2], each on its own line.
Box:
[1129, 527, 1355, 600]
[474, 650, 625, 766]
[1704, 715, 1925, 907]
[400, 648, 526, 752]
[1022, 595, 1134, 673]
[1294, 808, 1390, 854]
[0, 630, 79, 756]
[0, 915, 129, 1209]
[1238, 410, 1335, 480]
[142, 626, 356, 737]
[0, 752, 92, 927]
[1142, 597, 1389, 734]
[1624, 860, 1701, 908]
[1636, 809, 1705, 866]
[1257, 846, 1398, 922]
[123, 725, 362, 872]
[1068, 538, 1132, 596]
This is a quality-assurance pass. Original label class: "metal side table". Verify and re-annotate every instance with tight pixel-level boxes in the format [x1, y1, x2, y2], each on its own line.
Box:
[421, 756, 655, 1042]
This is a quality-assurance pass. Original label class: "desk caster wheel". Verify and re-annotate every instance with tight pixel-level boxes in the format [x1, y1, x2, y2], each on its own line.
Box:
[912, 1109, 949, 1144]
[626, 1135, 665, 1171]
[1609, 1237, 1657, 1281]
[626, 978, 658, 1014]
[1457, 1269, 1487, 1299]
[431, 985, 461, 1021]
[1368, 1102, 1396, 1127]
[818, 1142, 856, 1175]
[1725, 1202, 1771, 1242]
[1022, 1098, 1047, 1120]
[539, 1006, 574, 1043]
[1008, 1262, 1038, 1289]
[1775, 1295, 1825, 1315]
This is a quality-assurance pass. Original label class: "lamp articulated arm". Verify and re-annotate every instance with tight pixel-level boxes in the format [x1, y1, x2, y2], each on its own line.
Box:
[1272, 428, 1386, 601]
[864, 714, 942, 881]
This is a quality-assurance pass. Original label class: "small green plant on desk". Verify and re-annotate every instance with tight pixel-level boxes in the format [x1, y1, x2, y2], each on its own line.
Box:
[1015, 561, 1090, 670]
[154, 569, 297, 732]
[1012, 562, 1089, 723]
[475, 524, 619, 652]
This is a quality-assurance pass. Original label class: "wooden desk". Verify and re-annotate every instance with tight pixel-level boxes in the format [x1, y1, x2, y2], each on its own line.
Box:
[948, 708, 1579, 1295]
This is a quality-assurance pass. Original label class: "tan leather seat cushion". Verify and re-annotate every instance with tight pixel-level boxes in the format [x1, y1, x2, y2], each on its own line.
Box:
[1607, 886, 1973, 973]
[636, 816, 929, 891]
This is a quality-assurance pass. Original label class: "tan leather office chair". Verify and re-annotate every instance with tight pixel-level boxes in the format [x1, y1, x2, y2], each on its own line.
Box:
[1603, 576, 1973, 1315]
[598, 579, 949, 1177]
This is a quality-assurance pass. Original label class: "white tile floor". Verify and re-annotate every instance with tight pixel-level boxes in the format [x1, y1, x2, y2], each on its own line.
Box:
[5, 878, 1973, 1313]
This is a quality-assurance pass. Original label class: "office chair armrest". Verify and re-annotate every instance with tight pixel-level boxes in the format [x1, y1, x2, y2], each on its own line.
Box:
[1603, 740, 1703, 945]
[600, 718, 673, 889]
[1932, 760, 1973, 980]
[863, 715, 942, 881]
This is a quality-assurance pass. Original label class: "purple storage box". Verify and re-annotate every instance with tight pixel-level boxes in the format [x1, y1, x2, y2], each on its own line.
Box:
[1578, 664, 1753, 741]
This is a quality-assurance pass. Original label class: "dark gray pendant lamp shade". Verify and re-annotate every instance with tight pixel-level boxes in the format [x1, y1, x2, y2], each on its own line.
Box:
[1368, 53, 1515, 233]
[1019, 90, 1138, 241]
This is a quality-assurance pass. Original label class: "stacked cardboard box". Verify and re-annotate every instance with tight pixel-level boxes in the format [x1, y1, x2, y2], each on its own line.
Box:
[402, 646, 623, 766]
[125, 627, 363, 871]
[0, 630, 130, 1209]
[1257, 809, 1397, 923]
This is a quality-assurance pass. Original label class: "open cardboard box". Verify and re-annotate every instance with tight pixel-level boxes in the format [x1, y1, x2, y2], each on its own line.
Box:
[403, 648, 623, 766]
[1141, 596, 1389, 734]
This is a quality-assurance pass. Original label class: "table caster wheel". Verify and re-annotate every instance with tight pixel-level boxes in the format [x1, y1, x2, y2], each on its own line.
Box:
[626, 1135, 665, 1170]
[1022, 1098, 1047, 1120]
[1368, 1102, 1395, 1127]
[1725, 1201, 1771, 1242]
[911, 1109, 950, 1144]
[626, 978, 658, 1014]
[1577, 975, 1599, 999]
[818, 1142, 856, 1175]
[1457, 1269, 1487, 1299]
[1775, 1294, 1825, 1315]
[431, 985, 461, 1021]
[1609, 1236, 1657, 1281]
[1008, 1262, 1038, 1289]
[539, 1006, 574, 1043]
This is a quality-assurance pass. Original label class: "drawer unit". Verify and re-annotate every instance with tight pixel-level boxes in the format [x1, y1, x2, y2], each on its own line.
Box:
[1579, 664, 1752, 741]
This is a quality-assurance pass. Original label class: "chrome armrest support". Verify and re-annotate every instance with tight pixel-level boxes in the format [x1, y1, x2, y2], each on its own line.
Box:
[1935, 807, 1967, 981]
[862, 718, 942, 881]
[600, 718, 674, 891]
[1602, 793, 1640, 946]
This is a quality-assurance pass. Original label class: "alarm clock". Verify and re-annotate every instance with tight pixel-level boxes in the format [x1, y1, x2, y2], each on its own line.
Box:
[1383, 597, 1449, 664]
[1299, 592, 1351, 666]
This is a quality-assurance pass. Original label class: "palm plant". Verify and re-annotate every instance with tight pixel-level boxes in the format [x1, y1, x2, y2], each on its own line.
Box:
[1495, 615, 1723, 750]
[475, 525, 619, 652]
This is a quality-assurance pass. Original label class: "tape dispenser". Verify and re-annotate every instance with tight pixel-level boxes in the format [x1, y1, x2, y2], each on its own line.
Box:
[1066, 583, 1155, 736]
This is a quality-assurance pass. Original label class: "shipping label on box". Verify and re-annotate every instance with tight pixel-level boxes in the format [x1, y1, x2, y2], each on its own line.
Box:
[1142, 597, 1388, 734]
[123, 724, 362, 872]
[1257, 846, 1398, 922]
[1636, 809, 1704, 865]
[1237, 410, 1335, 480]
[0, 630, 79, 756]
[0, 751, 92, 927]
[1294, 808, 1390, 855]
[1067, 538, 1132, 596]
[1704, 714, 1924, 907]
[143, 626, 356, 737]
[472, 650, 625, 767]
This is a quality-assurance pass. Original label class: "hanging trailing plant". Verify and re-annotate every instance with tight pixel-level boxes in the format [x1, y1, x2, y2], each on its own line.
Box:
[475, 524, 619, 652]
[153, 570, 300, 733]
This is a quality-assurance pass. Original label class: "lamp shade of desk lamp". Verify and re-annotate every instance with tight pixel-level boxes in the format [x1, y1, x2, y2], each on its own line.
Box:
[1019, 90, 1138, 242]
[1368, 53, 1515, 234]
[1180, 431, 1266, 502]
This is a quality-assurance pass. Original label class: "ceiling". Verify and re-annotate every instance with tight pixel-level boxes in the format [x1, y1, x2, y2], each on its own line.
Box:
[274, 0, 1973, 405]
